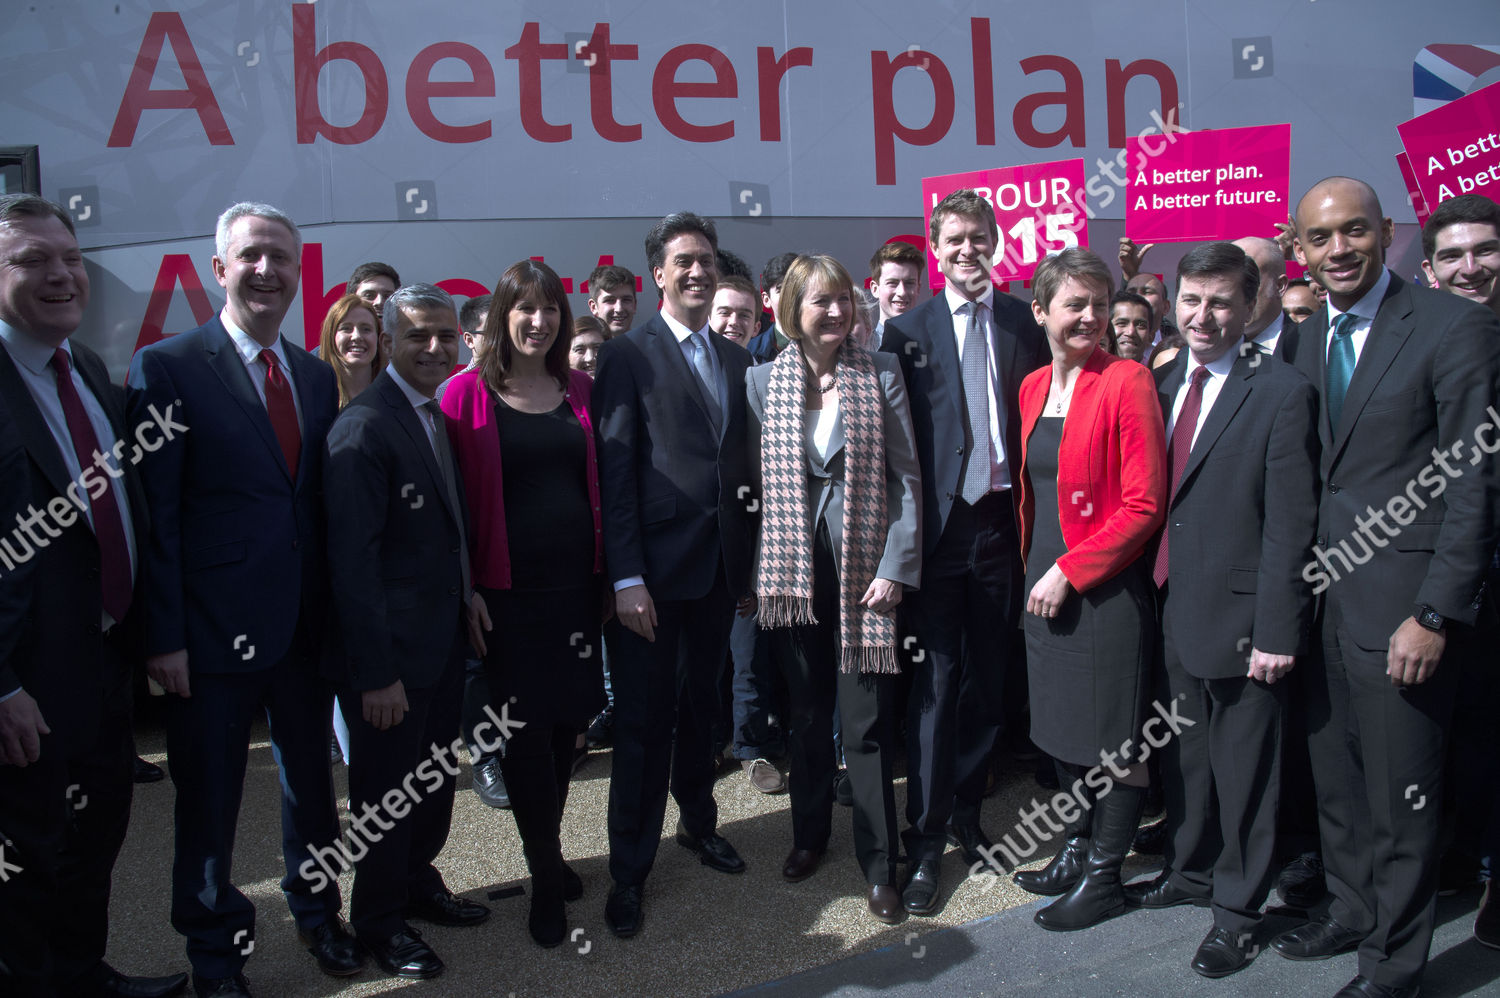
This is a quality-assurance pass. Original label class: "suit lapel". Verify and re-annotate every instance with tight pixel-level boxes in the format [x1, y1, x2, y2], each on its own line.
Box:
[1298, 311, 1332, 444]
[204, 320, 294, 482]
[1174, 355, 1253, 501]
[1331, 278, 1412, 459]
[282, 337, 330, 489]
[0, 342, 73, 498]
[1156, 353, 1186, 426]
[924, 299, 963, 435]
[74, 344, 149, 536]
[379, 373, 458, 526]
[648, 315, 719, 434]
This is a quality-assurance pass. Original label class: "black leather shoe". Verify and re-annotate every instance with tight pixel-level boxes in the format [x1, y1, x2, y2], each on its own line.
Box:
[605, 882, 644, 938]
[131, 756, 165, 784]
[563, 862, 583, 902]
[405, 889, 490, 927]
[674, 821, 746, 874]
[363, 927, 443, 980]
[946, 823, 996, 868]
[98, 967, 189, 997]
[782, 847, 823, 882]
[1190, 926, 1258, 978]
[1276, 850, 1326, 909]
[190, 974, 251, 998]
[868, 884, 904, 924]
[471, 756, 510, 809]
[1333, 974, 1421, 998]
[1123, 872, 1210, 909]
[1014, 837, 1089, 896]
[297, 919, 364, 977]
[903, 856, 942, 915]
[1271, 916, 1365, 960]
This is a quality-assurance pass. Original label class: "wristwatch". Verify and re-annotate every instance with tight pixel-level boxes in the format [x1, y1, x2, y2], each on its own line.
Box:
[1416, 605, 1446, 632]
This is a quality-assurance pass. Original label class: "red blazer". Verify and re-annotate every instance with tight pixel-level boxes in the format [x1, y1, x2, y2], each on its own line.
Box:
[1017, 348, 1167, 593]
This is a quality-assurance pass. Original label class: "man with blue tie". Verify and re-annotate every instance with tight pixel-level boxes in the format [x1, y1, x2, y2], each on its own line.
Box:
[128, 203, 357, 998]
[593, 211, 757, 938]
[0, 193, 188, 997]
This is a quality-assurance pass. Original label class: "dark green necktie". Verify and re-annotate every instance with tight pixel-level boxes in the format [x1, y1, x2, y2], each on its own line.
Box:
[1326, 312, 1357, 429]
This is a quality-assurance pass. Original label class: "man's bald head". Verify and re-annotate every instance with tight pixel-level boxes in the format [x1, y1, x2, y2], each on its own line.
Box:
[1295, 176, 1383, 228]
[1292, 176, 1393, 310]
[1233, 236, 1289, 337]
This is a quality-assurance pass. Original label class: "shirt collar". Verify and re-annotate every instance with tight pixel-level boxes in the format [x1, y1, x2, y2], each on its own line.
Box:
[385, 364, 434, 407]
[943, 283, 995, 317]
[0, 319, 68, 376]
[659, 308, 711, 345]
[1250, 314, 1284, 349]
[1327, 267, 1391, 327]
[221, 309, 288, 368]
[1185, 339, 1242, 383]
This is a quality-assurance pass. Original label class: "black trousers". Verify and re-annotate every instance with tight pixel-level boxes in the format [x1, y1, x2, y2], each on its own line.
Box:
[903, 491, 1021, 860]
[770, 526, 900, 886]
[1158, 623, 1284, 935]
[606, 563, 735, 886]
[0, 652, 132, 998]
[339, 635, 465, 942]
[1307, 600, 1465, 992]
[500, 721, 577, 903]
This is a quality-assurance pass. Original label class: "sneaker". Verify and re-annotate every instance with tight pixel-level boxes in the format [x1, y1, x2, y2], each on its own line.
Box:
[1477, 880, 1499, 950]
[742, 758, 786, 794]
[472, 757, 510, 809]
[585, 708, 613, 749]
[1276, 851, 1326, 909]
[833, 767, 853, 807]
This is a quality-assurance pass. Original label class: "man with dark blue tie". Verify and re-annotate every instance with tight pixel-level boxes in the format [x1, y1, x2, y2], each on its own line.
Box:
[128, 203, 357, 998]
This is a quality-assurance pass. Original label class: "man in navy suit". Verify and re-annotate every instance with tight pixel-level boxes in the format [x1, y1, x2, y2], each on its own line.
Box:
[881, 189, 1049, 915]
[128, 203, 358, 998]
[324, 284, 488, 981]
[0, 193, 188, 998]
[1276, 177, 1500, 998]
[593, 211, 757, 938]
[1233, 237, 1301, 362]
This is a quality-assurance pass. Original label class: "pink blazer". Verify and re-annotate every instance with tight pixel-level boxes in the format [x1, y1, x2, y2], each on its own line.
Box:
[439, 368, 603, 589]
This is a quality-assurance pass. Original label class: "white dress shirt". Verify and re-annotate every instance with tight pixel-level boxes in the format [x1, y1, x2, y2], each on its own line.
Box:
[944, 284, 1011, 491]
[1249, 314, 1284, 356]
[1167, 342, 1241, 448]
[1323, 267, 1392, 368]
[222, 311, 304, 431]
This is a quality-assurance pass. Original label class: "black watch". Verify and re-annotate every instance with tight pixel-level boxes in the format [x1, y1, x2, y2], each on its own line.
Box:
[1416, 605, 1446, 632]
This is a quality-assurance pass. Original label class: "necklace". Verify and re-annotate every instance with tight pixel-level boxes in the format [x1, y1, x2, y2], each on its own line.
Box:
[812, 369, 838, 394]
[1050, 378, 1076, 414]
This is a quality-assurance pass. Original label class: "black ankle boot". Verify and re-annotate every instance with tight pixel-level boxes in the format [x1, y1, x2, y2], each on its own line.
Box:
[525, 846, 567, 948]
[1015, 761, 1095, 896]
[1035, 783, 1145, 931]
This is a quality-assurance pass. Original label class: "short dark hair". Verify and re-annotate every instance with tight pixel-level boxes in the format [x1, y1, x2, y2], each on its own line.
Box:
[760, 252, 800, 292]
[1422, 194, 1500, 260]
[459, 293, 492, 334]
[573, 314, 608, 339]
[928, 189, 999, 246]
[869, 241, 924, 281]
[588, 265, 636, 301]
[1031, 248, 1114, 310]
[382, 283, 456, 333]
[347, 261, 400, 294]
[1176, 242, 1260, 306]
[716, 248, 753, 281]
[644, 212, 718, 272]
[480, 260, 573, 392]
[716, 275, 757, 299]
[1110, 290, 1152, 315]
[0, 193, 75, 236]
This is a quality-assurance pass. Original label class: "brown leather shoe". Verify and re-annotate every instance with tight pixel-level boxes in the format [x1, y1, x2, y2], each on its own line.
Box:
[868, 884, 904, 924]
[743, 758, 787, 794]
[782, 848, 822, 882]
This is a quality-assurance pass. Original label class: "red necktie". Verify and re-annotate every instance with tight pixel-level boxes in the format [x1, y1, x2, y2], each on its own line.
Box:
[51, 349, 133, 622]
[260, 348, 301, 477]
[1153, 366, 1208, 588]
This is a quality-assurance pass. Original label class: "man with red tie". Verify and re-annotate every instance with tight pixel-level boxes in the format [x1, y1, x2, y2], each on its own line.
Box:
[0, 193, 188, 997]
[128, 203, 354, 998]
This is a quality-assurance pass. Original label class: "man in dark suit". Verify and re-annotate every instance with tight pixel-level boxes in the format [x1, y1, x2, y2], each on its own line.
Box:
[1277, 177, 1500, 998]
[593, 211, 757, 938]
[323, 283, 487, 980]
[0, 194, 188, 997]
[881, 188, 1049, 914]
[1233, 236, 1302, 362]
[128, 203, 359, 998]
[1123, 242, 1320, 979]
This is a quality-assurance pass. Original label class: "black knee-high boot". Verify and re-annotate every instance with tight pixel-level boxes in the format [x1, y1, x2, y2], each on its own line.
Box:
[1014, 760, 1096, 896]
[501, 750, 567, 947]
[551, 726, 583, 902]
[1034, 783, 1145, 931]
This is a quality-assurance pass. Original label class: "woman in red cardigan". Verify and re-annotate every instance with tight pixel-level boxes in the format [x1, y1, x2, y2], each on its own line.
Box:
[440, 260, 605, 949]
[1010, 248, 1167, 931]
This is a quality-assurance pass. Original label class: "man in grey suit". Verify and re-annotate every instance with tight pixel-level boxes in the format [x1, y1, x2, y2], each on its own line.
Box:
[1275, 177, 1500, 998]
[1123, 242, 1320, 980]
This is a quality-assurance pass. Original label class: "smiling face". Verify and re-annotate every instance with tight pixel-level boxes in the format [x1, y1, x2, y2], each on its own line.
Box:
[1423, 220, 1500, 316]
[709, 286, 758, 346]
[1282, 284, 1319, 324]
[354, 275, 396, 316]
[385, 305, 459, 398]
[0, 213, 89, 346]
[506, 290, 562, 363]
[935, 211, 996, 301]
[213, 214, 300, 338]
[795, 275, 853, 363]
[873, 260, 921, 320]
[1176, 272, 1248, 365]
[1294, 179, 1393, 311]
[569, 329, 603, 373]
[1032, 275, 1108, 362]
[333, 305, 379, 371]
[653, 231, 717, 328]
[589, 285, 637, 334]
[1109, 301, 1153, 361]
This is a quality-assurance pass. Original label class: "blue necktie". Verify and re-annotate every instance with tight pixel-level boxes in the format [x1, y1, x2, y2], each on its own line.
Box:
[1326, 312, 1357, 430]
[688, 331, 722, 431]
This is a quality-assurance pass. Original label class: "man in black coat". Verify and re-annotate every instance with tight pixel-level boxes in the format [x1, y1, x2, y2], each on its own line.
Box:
[0, 193, 187, 998]
[1124, 242, 1320, 980]
[1277, 177, 1500, 998]
[593, 211, 757, 938]
[323, 284, 488, 981]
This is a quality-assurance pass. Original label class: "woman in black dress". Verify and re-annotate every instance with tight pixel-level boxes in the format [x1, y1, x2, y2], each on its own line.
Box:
[441, 260, 606, 948]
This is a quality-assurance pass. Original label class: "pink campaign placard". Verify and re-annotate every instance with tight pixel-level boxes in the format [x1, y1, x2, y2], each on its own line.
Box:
[1125, 123, 1291, 243]
[922, 159, 1088, 287]
[1395, 151, 1433, 228]
[1396, 79, 1500, 210]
